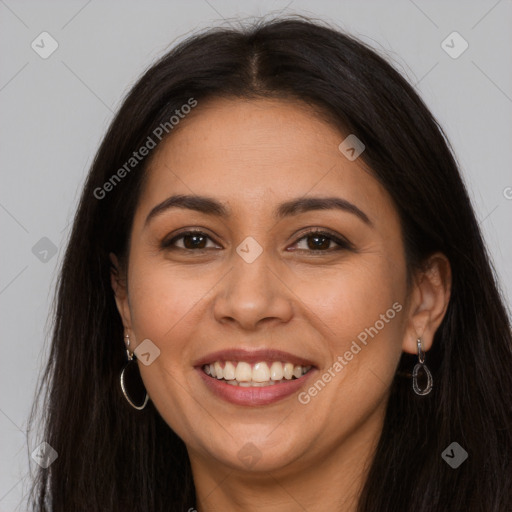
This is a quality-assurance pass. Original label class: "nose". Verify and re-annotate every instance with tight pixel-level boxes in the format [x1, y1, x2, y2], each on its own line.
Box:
[213, 248, 294, 331]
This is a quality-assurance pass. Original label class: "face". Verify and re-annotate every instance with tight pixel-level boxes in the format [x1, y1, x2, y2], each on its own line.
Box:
[113, 97, 413, 475]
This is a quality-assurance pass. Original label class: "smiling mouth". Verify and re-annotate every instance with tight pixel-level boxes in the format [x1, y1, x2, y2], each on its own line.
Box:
[202, 360, 314, 387]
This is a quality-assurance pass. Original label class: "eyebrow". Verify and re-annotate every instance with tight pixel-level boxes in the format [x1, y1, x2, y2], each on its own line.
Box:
[144, 194, 373, 227]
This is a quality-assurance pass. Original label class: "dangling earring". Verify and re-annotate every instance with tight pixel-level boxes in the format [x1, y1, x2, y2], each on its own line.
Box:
[412, 338, 433, 395]
[120, 333, 149, 410]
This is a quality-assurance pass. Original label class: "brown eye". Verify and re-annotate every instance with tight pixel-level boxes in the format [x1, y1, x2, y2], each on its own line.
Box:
[292, 230, 352, 253]
[304, 233, 331, 250]
[161, 229, 352, 253]
[161, 230, 219, 251]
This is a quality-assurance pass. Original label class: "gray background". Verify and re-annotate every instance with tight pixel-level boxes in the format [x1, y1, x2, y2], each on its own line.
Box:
[1, 1, 511, 510]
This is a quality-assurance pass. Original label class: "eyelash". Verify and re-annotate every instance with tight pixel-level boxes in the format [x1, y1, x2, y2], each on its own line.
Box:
[161, 228, 353, 253]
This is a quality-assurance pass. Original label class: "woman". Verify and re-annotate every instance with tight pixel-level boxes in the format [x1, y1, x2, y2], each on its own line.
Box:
[28, 15, 512, 511]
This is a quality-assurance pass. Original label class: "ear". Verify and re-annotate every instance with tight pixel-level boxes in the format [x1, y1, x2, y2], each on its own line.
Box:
[110, 252, 132, 331]
[402, 252, 452, 354]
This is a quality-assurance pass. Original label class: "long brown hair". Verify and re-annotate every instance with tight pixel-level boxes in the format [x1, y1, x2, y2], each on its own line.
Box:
[28, 15, 512, 511]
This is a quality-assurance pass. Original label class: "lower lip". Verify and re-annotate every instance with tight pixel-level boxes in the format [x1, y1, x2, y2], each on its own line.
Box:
[196, 367, 317, 406]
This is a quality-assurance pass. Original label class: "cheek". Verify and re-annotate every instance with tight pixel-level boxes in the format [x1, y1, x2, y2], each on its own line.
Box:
[294, 254, 406, 396]
[295, 253, 404, 339]
[295, 281, 404, 430]
[126, 256, 203, 356]
[125, 257, 208, 431]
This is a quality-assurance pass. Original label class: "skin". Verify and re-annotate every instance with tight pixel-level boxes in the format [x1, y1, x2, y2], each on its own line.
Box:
[111, 97, 451, 511]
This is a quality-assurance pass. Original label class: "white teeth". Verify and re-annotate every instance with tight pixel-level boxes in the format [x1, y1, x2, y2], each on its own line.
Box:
[203, 360, 313, 385]
[252, 362, 271, 382]
[226, 380, 277, 387]
[223, 361, 236, 380]
[235, 362, 252, 382]
[227, 378, 294, 387]
[270, 361, 284, 381]
[283, 363, 294, 380]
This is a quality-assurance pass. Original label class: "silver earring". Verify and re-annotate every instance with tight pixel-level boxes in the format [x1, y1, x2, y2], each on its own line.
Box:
[120, 334, 149, 410]
[412, 338, 433, 395]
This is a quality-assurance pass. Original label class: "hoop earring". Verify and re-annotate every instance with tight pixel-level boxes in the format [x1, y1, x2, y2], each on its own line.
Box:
[120, 334, 149, 410]
[412, 338, 433, 395]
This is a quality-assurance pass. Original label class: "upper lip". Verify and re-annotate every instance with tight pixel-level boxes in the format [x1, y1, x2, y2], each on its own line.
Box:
[193, 348, 318, 368]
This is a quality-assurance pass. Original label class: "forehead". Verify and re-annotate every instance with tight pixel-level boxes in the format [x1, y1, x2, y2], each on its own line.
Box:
[136, 97, 397, 227]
